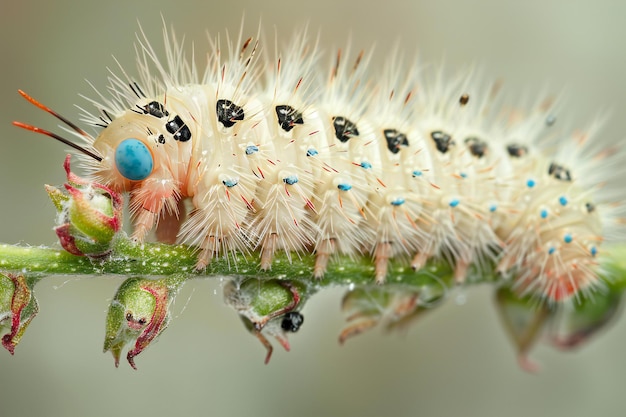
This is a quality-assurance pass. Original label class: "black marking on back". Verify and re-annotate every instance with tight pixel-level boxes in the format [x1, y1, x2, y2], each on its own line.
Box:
[275, 105, 304, 132]
[143, 101, 169, 118]
[464, 137, 487, 158]
[383, 129, 409, 154]
[332, 116, 359, 143]
[507, 143, 528, 158]
[548, 162, 572, 181]
[165, 115, 192, 142]
[217, 99, 245, 128]
[585, 202, 596, 213]
[431, 131, 454, 154]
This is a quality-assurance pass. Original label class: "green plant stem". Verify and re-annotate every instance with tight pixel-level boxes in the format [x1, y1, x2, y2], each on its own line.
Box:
[0, 236, 458, 287]
[2, 237, 626, 291]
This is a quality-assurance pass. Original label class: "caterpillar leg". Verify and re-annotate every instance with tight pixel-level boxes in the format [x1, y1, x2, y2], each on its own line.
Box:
[131, 209, 158, 242]
[454, 259, 470, 284]
[260, 233, 278, 271]
[155, 199, 186, 244]
[374, 242, 392, 284]
[313, 238, 336, 279]
[129, 175, 180, 243]
[195, 235, 222, 270]
[411, 251, 428, 271]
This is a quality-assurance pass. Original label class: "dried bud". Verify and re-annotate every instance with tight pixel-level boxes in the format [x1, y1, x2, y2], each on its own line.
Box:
[0, 272, 39, 354]
[494, 286, 551, 372]
[550, 287, 623, 350]
[496, 281, 625, 372]
[103, 275, 185, 369]
[46, 155, 122, 258]
[224, 278, 311, 364]
[339, 285, 438, 344]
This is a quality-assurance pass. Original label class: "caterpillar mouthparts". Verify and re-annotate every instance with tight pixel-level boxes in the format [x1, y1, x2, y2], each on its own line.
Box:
[13, 22, 626, 303]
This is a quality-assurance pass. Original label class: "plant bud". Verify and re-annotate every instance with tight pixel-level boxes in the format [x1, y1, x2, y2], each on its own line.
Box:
[46, 155, 122, 258]
[103, 275, 185, 369]
[0, 272, 39, 354]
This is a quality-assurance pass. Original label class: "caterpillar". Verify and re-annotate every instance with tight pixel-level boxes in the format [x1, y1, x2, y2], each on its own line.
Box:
[13, 22, 626, 303]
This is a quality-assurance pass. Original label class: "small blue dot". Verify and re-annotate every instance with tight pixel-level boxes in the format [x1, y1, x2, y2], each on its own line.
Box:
[223, 178, 238, 187]
[489, 204, 497, 212]
[460, 172, 467, 178]
[360, 161, 372, 169]
[540, 209, 548, 219]
[559, 196, 568, 206]
[591, 246, 598, 257]
[412, 170, 422, 177]
[548, 247, 556, 254]
[306, 148, 318, 157]
[391, 197, 405, 206]
[283, 175, 299, 185]
[337, 183, 352, 191]
[245, 145, 259, 155]
[526, 179, 536, 188]
[563, 233, 573, 243]
[449, 198, 460, 208]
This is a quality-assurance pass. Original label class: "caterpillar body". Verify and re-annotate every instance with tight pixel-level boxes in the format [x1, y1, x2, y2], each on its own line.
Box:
[14, 24, 626, 303]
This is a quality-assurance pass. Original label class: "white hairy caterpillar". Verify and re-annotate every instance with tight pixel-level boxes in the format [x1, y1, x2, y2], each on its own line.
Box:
[14, 23, 626, 303]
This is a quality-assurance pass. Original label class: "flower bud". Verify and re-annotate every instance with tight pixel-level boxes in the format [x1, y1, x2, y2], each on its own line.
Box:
[224, 278, 311, 364]
[103, 275, 185, 369]
[0, 272, 39, 354]
[46, 155, 122, 258]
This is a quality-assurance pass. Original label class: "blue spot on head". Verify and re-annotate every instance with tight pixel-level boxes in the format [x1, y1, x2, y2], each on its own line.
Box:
[449, 198, 460, 208]
[337, 183, 352, 191]
[563, 233, 573, 243]
[489, 204, 497, 212]
[283, 175, 299, 185]
[222, 178, 239, 187]
[460, 172, 467, 178]
[548, 247, 556, 255]
[245, 145, 259, 155]
[526, 179, 536, 188]
[306, 148, 318, 157]
[391, 197, 405, 206]
[115, 138, 153, 181]
[591, 246, 598, 257]
[360, 161, 372, 169]
[559, 196, 568, 206]
[412, 170, 422, 177]
[540, 209, 548, 219]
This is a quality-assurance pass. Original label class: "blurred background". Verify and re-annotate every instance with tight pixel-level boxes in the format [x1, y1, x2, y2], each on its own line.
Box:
[1, 0, 626, 416]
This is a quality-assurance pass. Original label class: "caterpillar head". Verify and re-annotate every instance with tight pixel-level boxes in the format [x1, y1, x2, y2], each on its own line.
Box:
[91, 98, 192, 192]
[13, 91, 192, 195]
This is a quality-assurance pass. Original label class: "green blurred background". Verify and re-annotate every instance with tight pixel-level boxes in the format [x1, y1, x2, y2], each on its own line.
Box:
[2, 0, 626, 416]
